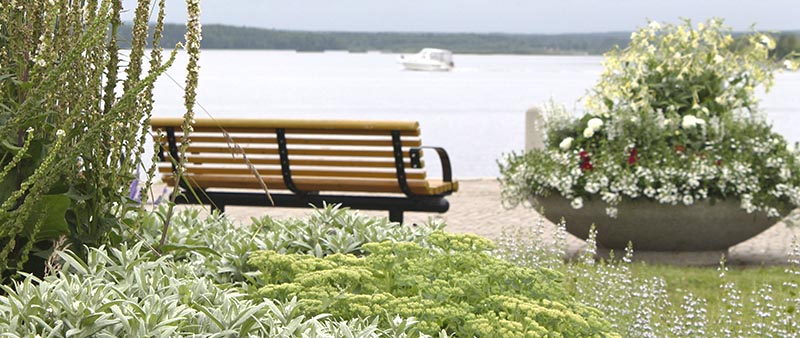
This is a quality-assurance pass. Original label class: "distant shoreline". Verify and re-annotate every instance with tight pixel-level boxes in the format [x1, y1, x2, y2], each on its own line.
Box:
[121, 23, 630, 55]
[121, 23, 800, 57]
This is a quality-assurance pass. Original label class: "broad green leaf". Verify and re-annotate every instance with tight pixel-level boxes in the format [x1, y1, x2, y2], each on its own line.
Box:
[0, 139, 23, 153]
[22, 194, 71, 239]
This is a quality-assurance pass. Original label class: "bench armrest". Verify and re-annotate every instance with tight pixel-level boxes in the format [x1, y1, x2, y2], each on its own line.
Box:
[410, 146, 453, 183]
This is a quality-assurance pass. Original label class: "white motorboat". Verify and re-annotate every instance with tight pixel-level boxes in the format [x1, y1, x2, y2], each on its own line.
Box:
[397, 48, 454, 71]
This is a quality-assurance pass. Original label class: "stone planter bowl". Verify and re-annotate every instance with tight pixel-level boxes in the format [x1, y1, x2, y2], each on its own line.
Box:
[533, 195, 788, 251]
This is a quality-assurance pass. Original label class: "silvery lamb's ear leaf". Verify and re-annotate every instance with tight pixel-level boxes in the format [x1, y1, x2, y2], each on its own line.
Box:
[57, 250, 88, 275]
[159, 244, 221, 257]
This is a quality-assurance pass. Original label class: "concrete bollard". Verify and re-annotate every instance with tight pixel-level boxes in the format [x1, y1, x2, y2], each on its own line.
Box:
[525, 106, 545, 151]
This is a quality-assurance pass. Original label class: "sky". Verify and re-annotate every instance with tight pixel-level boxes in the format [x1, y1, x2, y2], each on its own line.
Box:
[121, 0, 800, 34]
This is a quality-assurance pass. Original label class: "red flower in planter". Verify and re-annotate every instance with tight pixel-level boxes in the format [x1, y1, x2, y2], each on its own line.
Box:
[628, 148, 638, 165]
[716, 159, 723, 166]
[579, 151, 593, 171]
[675, 145, 685, 154]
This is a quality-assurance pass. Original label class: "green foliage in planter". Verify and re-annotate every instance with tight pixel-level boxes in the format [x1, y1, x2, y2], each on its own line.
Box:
[248, 231, 618, 337]
[500, 19, 800, 218]
[0, 0, 184, 279]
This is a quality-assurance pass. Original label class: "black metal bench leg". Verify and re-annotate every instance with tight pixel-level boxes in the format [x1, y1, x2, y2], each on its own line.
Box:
[389, 209, 403, 223]
[210, 203, 225, 214]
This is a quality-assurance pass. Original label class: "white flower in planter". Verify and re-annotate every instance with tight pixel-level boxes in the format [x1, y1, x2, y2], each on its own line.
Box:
[681, 115, 706, 129]
[559, 137, 574, 150]
[583, 127, 595, 138]
[587, 118, 604, 131]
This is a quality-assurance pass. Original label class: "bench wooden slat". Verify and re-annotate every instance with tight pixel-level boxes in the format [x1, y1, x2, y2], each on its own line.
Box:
[157, 165, 427, 179]
[175, 155, 424, 168]
[181, 145, 419, 158]
[162, 135, 422, 147]
[167, 127, 420, 136]
[163, 174, 457, 195]
[151, 117, 420, 132]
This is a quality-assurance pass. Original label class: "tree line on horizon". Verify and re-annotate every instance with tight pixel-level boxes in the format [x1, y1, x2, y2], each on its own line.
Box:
[121, 23, 800, 58]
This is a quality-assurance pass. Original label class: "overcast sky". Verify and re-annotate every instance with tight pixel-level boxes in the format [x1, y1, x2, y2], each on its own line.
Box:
[121, 0, 799, 34]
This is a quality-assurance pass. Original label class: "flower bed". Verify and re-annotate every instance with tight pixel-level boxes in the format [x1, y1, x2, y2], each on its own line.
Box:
[2, 206, 799, 336]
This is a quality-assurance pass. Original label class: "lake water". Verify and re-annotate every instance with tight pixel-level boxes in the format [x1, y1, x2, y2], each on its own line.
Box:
[150, 50, 800, 177]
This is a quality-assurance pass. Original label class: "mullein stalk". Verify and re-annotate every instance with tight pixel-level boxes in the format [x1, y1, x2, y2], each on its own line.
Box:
[140, 0, 167, 203]
[161, 0, 201, 248]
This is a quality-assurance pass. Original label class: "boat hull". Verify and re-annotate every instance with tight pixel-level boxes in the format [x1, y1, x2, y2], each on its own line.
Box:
[400, 62, 452, 71]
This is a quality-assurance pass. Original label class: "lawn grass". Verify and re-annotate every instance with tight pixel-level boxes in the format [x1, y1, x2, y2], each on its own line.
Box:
[630, 263, 796, 330]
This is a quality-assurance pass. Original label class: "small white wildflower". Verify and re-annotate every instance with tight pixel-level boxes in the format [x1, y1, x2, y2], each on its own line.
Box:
[571, 197, 584, 209]
[683, 195, 694, 206]
[559, 137, 574, 151]
[583, 127, 595, 138]
[56, 129, 65, 137]
[648, 21, 661, 30]
[587, 118, 604, 131]
[713, 54, 724, 64]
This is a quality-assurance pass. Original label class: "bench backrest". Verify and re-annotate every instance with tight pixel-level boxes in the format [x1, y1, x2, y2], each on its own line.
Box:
[151, 117, 450, 195]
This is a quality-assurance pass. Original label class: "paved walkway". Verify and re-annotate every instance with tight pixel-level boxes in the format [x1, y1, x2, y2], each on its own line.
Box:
[185, 178, 800, 266]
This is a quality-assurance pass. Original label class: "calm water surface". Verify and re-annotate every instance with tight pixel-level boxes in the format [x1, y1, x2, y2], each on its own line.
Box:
[150, 50, 800, 177]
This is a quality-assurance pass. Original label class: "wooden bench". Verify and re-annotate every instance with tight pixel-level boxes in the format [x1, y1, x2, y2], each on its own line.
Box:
[151, 117, 458, 222]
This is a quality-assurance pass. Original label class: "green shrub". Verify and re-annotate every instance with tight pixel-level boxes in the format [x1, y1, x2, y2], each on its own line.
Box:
[0, 219, 446, 337]
[124, 204, 444, 284]
[248, 231, 618, 337]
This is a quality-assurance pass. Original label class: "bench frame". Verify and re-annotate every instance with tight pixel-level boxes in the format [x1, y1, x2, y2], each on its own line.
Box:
[159, 125, 455, 223]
